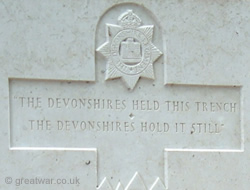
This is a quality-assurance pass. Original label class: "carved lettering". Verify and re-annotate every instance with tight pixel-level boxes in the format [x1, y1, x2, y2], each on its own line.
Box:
[195, 102, 237, 112]
[10, 79, 241, 149]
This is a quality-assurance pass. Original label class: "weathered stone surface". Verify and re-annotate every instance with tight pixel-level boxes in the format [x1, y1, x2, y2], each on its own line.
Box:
[0, 0, 249, 189]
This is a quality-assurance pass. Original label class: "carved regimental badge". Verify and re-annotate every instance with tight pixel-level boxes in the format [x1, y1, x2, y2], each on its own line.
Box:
[97, 10, 162, 90]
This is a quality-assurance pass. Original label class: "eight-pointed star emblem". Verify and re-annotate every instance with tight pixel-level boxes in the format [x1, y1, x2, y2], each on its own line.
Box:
[97, 10, 162, 90]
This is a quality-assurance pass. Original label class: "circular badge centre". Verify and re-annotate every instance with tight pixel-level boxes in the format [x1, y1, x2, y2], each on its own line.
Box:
[111, 29, 151, 75]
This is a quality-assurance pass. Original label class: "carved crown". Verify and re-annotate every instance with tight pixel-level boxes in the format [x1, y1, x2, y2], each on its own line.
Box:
[118, 10, 142, 28]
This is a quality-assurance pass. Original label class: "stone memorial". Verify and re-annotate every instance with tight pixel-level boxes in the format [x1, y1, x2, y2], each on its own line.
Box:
[0, 0, 249, 189]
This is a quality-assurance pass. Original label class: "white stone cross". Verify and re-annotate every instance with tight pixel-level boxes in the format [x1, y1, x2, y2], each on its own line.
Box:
[2, 1, 246, 190]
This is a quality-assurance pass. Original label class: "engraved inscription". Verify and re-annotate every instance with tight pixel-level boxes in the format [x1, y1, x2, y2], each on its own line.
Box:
[9, 79, 241, 149]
